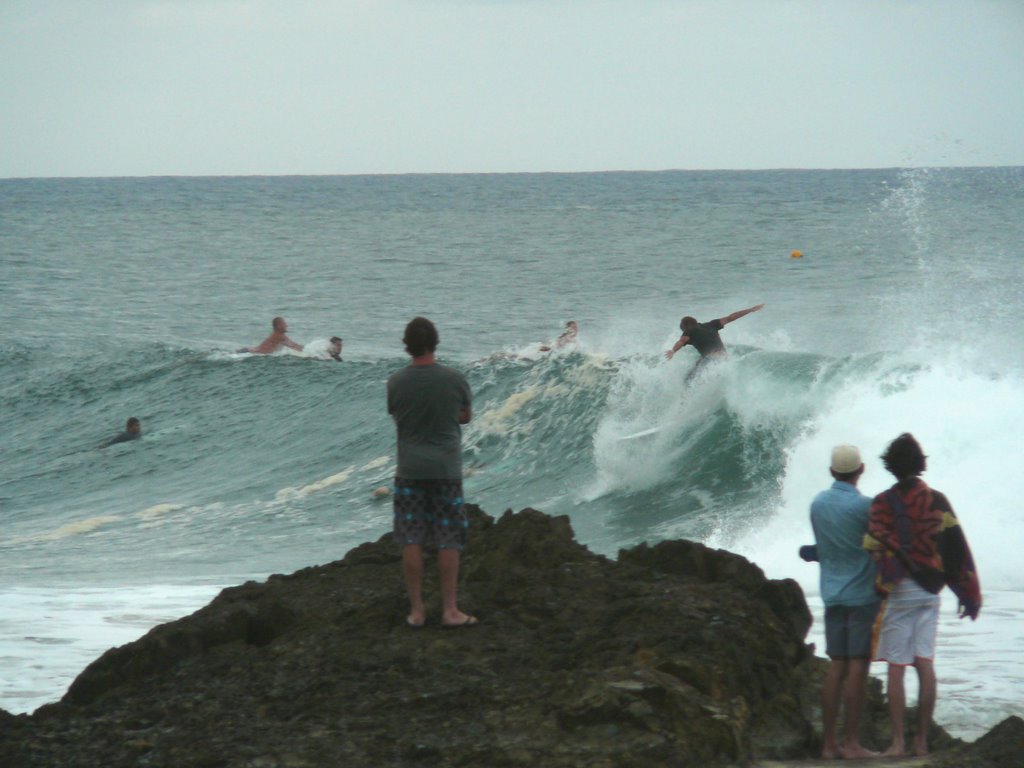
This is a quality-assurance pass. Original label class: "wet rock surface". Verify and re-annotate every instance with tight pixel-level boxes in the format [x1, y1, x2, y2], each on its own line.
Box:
[0, 507, 1013, 767]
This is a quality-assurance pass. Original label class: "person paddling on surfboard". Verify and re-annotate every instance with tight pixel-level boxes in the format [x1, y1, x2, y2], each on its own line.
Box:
[665, 303, 764, 381]
[328, 336, 343, 361]
[102, 417, 141, 447]
[239, 316, 303, 355]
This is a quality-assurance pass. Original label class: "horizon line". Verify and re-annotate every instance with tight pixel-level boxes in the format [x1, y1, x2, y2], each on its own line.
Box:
[3, 164, 1022, 182]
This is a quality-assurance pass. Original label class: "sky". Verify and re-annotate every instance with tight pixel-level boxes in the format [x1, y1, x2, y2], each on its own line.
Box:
[1, 0, 1022, 178]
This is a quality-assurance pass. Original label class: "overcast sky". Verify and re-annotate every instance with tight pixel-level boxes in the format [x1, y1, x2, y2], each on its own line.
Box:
[2, 0, 1022, 178]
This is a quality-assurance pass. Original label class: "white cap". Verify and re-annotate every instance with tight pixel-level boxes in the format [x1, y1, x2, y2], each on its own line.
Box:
[831, 444, 863, 474]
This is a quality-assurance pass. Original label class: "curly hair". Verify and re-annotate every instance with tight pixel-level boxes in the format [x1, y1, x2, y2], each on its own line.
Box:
[881, 432, 927, 478]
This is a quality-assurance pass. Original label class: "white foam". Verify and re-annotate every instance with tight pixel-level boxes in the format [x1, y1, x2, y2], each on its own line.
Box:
[723, 359, 1024, 590]
[289, 467, 354, 497]
[360, 455, 392, 472]
[0, 584, 224, 715]
[11, 515, 122, 545]
[476, 386, 542, 436]
[136, 503, 184, 522]
[719, 357, 1024, 740]
[299, 337, 343, 360]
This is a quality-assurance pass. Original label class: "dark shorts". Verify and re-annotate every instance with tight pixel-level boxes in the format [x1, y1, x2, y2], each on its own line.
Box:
[392, 478, 468, 551]
[824, 601, 881, 659]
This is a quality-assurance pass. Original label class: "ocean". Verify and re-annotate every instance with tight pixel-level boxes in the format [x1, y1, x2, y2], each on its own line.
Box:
[1, 168, 1022, 739]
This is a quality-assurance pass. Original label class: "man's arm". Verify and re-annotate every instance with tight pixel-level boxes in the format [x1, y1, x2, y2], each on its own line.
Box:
[282, 336, 303, 351]
[719, 303, 765, 326]
[665, 335, 690, 360]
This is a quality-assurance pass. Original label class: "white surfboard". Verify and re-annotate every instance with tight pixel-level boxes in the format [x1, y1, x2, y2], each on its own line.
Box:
[618, 426, 662, 441]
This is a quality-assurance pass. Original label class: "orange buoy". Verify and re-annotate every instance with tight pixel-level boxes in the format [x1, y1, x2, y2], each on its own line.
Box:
[790, 250, 803, 259]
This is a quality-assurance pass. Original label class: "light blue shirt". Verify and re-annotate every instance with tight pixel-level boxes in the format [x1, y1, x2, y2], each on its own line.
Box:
[810, 481, 877, 607]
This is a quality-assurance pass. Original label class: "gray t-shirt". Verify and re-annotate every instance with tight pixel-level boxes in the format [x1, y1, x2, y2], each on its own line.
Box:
[387, 362, 472, 480]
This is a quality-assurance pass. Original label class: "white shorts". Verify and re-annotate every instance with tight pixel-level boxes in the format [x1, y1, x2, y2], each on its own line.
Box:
[875, 592, 940, 665]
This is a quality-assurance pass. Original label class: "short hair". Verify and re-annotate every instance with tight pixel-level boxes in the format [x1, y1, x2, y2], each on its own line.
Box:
[881, 432, 927, 479]
[403, 317, 439, 357]
[330, 336, 342, 344]
[126, 417, 140, 429]
[272, 316, 286, 331]
[680, 316, 697, 331]
[832, 467, 863, 482]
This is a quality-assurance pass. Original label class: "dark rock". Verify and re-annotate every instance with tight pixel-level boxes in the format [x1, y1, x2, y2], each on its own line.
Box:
[0, 505, 994, 768]
[927, 715, 1024, 768]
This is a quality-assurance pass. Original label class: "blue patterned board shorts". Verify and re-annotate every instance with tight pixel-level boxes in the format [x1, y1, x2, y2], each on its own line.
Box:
[824, 601, 882, 659]
[392, 478, 468, 551]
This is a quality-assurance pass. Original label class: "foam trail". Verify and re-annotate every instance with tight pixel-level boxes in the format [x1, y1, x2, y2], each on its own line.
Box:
[11, 516, 122, 545]
[476, 386, 543, 436]
[277, 466, 355, 499]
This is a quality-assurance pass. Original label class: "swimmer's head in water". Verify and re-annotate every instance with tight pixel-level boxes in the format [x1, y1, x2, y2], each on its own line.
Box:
[126, 417, 140, 434]
[680, 316, 697, 331]
[272, 316, 287, 332]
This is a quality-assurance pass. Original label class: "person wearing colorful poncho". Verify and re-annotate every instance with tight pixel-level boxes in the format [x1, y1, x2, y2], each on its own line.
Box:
[863, 433, 982, 758]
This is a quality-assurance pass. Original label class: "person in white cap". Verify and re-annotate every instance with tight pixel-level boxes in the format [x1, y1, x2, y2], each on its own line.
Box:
[807, 444, 880, 759]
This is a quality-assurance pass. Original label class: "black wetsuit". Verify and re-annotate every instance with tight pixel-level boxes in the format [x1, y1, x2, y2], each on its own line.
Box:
[684, 319, 725, 357]
[106, 431, 140, 446]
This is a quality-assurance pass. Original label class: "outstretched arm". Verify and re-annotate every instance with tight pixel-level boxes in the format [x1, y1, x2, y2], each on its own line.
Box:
[282, 336, 303, 351]
[665, 334, 690, 360]
[720, 303, 764, 326]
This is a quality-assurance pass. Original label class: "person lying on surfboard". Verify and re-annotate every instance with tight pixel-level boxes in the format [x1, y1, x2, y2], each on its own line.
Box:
[665, 303, 764, 380]
[239, 316, 304, 355]
[328, 336, 343, 361]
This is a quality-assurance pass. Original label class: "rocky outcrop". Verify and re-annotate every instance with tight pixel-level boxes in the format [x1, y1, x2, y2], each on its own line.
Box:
[0, 506, 1007, 767]
[929, 715, 1024, 768]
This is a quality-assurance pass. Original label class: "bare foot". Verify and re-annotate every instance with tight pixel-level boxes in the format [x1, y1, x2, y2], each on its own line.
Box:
[881, 743, 905, 758]
[839, 744, 880, 759]
[441, 610, 475, 626]
[913, 739, 929, 757]
[820, 747, 840, 760]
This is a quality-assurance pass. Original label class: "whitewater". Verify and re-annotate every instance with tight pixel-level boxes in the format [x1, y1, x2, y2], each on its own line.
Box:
[1, 168, 1021, 738]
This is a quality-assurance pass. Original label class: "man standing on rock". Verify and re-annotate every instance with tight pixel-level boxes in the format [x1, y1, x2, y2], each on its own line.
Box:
[806, 443, 880, 759]
[387, 317, 478, 629]
[864, 433, 981, 758]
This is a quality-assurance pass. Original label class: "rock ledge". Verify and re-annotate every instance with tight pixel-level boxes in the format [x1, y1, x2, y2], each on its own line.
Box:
[0, 506, 1016, 768]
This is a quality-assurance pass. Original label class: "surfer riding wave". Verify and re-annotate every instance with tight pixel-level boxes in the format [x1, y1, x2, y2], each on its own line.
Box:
[666, 303, 764, 382]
